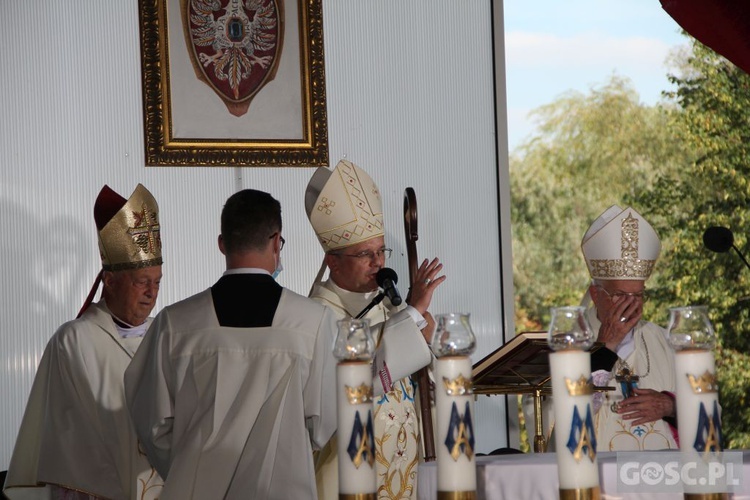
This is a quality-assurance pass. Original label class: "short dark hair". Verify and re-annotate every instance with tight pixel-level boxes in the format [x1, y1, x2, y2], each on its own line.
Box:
[220, 189, 282, 253]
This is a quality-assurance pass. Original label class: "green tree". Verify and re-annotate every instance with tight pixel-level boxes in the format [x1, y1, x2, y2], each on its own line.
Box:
[511, 75, 691, 330]
[638, 38, 750, 448]
[511, 43, 750, 447]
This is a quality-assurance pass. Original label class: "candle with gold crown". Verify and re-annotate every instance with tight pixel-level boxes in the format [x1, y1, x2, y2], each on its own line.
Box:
[333, 318, 376, 499]
[667, 306, 728, 499]
[547, 306, 600, 500]
[431, 313, 477, 499]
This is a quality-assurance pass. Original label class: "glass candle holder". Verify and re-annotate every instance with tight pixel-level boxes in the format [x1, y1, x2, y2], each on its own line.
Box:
[547, 306, 594, 351]
[431, 313, 476, 357]
[667, 305, 716, 351]
[333, 318, 374, 361]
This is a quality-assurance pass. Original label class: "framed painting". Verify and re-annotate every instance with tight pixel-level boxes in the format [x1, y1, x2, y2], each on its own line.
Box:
[139, 0, 328, 166]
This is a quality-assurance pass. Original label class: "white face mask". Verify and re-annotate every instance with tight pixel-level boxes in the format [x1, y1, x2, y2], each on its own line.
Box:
[272, 255, 283, 280]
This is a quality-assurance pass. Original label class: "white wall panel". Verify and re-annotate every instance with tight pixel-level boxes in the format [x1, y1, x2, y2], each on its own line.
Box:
[0, 0, 512, 468]
[321, 0, 513, 453]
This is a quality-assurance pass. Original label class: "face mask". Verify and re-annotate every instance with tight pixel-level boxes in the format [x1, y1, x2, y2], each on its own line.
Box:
[272, 256, 283, 280]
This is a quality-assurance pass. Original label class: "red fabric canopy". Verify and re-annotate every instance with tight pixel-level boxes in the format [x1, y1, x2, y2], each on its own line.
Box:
[661, 0, 750, 75]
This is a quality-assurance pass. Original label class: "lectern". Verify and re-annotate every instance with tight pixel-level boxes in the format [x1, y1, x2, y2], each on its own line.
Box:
[472, 332, 605, 452]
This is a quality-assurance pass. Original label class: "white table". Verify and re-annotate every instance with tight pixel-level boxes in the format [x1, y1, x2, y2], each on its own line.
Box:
[418, 451, 750, 499]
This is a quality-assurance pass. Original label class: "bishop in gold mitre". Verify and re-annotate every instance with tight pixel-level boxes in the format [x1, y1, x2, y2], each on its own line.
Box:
[3, 184, 164, 500]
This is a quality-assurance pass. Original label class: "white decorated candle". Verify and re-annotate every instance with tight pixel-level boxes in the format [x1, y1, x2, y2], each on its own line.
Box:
[434, 356, 477, 495]
[337, 361, 377, 496]
[675, 349, 725, 495]
[674, 350, 721, 453]
[549, 350, 600, 491]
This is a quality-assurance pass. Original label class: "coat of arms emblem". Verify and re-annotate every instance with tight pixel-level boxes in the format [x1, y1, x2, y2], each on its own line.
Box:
[182, 0, 283, 117]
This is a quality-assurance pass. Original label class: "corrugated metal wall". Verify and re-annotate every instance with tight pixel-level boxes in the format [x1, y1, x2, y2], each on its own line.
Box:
[0, 0, 514, 468]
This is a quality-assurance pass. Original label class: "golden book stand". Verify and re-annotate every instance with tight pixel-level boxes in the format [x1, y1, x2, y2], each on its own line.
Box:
[472, 332, 605, 452]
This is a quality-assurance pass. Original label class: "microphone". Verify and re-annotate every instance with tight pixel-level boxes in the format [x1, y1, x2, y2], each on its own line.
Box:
[376, 268, 403, 306]
[703, 226, 733, 253]
[703, 226, 750, 271]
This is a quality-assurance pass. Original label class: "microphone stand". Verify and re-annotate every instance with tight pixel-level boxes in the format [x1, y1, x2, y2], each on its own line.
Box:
[355, 292, 385, 319]
[732, 244, 750, 272]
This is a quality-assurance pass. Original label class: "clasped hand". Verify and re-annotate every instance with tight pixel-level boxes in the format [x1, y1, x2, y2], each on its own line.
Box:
[616, 388, 675, 426]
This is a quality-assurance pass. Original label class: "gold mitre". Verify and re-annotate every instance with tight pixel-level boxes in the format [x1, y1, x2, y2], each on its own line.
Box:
[96, 184, 162, 271]
[305, 159, 384, 252]
[581, 205, 660, 281]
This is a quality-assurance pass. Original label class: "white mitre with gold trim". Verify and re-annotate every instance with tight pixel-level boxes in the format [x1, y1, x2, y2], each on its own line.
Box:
[305, 159, 384, 252]
[581, 205, 660, 280]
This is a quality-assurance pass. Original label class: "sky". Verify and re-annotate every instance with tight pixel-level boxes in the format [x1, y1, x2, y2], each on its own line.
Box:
[503, 0, 688, 151]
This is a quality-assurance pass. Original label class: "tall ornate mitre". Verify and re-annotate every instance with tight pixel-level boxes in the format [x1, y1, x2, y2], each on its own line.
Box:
[96, 184, 163, 270]
[77, 184, 162, 317]
[581, 205, 660, 281]
[305, 159, 384, 252]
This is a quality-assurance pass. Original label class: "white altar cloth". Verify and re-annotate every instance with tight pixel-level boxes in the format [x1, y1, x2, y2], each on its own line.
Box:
[418, 450, 750, 499]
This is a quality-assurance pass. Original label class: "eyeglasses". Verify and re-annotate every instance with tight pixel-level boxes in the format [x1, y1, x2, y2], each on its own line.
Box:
[131, 278, 161, 290]
[598, 286, 648, 302]
[269, 233, 285, 251]
[331, 248, 392, 261]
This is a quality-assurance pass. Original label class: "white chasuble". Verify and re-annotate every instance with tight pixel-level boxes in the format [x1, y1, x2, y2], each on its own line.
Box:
[310, 280, 432, 500]
[586, 307, 678, 451]
[3, 301, 162, 500]
[124, 288, 338, 500]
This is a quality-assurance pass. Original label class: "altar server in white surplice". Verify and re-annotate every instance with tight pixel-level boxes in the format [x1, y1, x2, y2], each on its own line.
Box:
[3, 184, 164, 500]
[305, 160, 446, 500]
[583, 205, 678, 451]
[125, 189, 338, 500]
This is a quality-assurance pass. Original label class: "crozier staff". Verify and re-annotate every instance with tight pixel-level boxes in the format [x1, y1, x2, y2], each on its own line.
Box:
[305, 159, 445, 499]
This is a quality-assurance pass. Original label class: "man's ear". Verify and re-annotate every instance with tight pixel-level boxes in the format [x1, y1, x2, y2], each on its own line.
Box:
[218, 234, 226, 255]
[589, 283, 601, 305]
[324, 253, 338, 274]
[101, 270, 113, 289]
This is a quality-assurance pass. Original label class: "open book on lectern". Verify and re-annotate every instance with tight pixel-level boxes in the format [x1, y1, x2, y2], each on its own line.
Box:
[472, 332, 604, 396]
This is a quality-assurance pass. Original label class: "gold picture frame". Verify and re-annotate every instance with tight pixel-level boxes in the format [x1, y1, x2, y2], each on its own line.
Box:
[139, 0, 328, 166]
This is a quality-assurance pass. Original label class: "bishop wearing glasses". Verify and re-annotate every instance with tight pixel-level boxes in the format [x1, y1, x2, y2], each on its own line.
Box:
[305, 160, 445, 499]
[583, 205, 678, 451]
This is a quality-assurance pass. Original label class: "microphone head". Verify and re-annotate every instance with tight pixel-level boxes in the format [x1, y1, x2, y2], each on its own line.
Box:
[703, 226, 734, 253]
[376, 268, 398, 286]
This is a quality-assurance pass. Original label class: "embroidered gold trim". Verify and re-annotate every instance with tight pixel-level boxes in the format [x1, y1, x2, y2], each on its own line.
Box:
[588, 213, 655, 278]
[104, 257, 163, 272]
